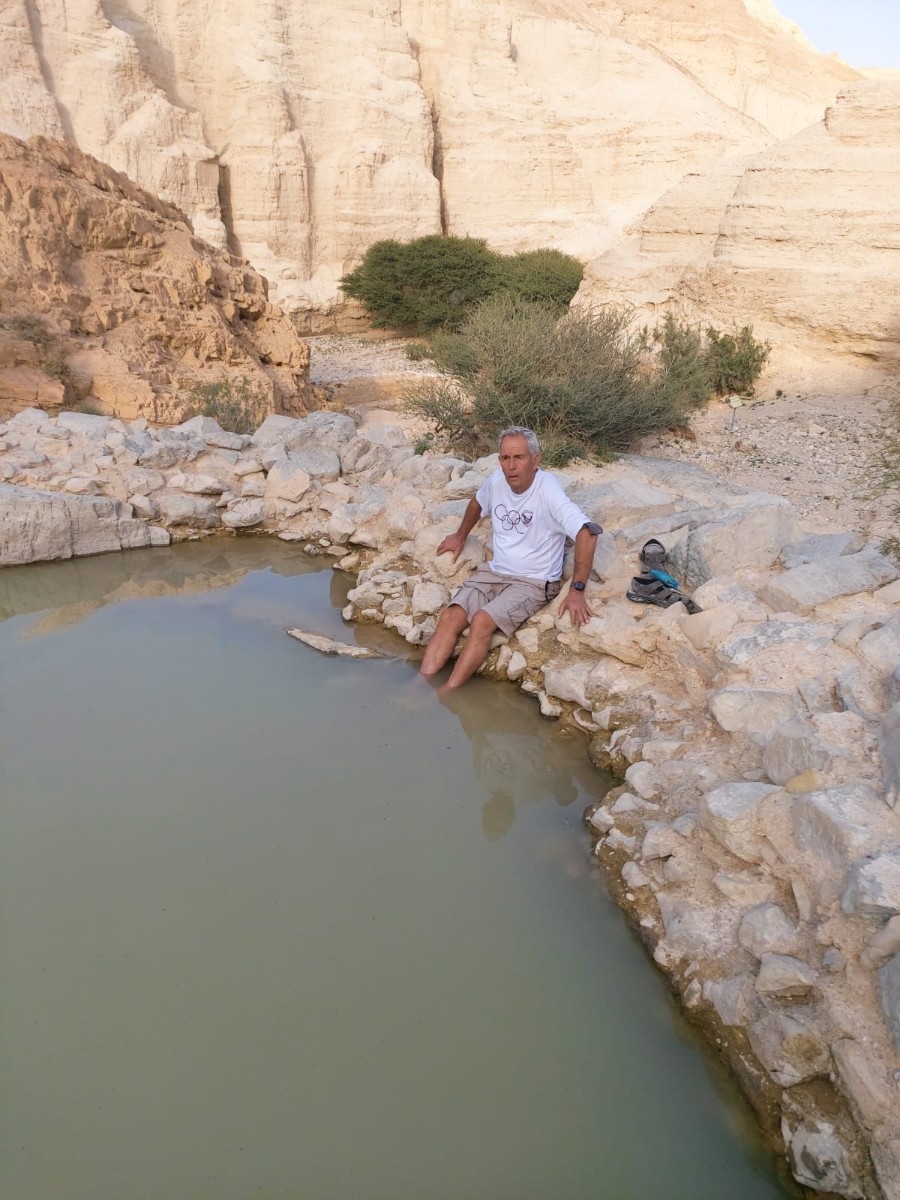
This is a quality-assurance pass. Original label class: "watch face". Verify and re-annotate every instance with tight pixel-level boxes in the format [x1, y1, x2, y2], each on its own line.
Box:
[572, 581, 585, 591]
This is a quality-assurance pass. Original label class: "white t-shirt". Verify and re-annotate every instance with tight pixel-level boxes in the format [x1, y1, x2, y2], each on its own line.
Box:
[475, 469, 590, 581]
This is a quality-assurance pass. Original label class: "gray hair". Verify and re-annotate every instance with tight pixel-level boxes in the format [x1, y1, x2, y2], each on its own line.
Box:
[498, 426, 540, 456]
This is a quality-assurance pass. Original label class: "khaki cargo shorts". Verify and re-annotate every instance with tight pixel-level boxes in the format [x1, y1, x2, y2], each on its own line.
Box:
[450, 566, 561, 637]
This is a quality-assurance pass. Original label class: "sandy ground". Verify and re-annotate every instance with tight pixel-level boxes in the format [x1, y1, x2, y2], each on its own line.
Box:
[306, 334, 897, 541]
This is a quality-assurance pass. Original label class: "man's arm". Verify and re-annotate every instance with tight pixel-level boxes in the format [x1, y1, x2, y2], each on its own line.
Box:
[436, 496, 483, 561]
[558, 524, 598, 626]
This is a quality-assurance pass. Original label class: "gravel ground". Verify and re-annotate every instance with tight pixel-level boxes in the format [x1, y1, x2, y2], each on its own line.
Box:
[306, 335, 897, 541]
[308, 336, 439, 384]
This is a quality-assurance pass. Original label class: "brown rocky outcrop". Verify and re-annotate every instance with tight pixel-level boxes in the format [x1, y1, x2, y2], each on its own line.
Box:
[0, 133, 312, 422]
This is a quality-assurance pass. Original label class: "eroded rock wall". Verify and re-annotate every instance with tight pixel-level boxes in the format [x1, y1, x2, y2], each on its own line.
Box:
[0, 133, 312, 421]
[0, 0, 859, 310]
[577, 81, 900, 380]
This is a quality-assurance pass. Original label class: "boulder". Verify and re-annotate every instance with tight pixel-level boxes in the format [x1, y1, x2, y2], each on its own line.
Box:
[762, 717, 832, 786]
[264, 460, 312, 503]
[843, 850, 900, 919]
[792, 786, 879, 905]
[542, 661, 593, 709]
[761, 549, 899, 614]
[698, 782, 781, 862]
[411, 581, 448, 617]
[739, 903, 799, 959]
[787, 1122, 855, 1196]
[756, 953, 818, 998]
[155, 493, 220, 528]
[882, 705, 900, 809]
[174, 473, 229, 495]
[708, 687, 800, 743]
[780, 531, 864, 568]
[0, 481, 151, 564]
[289, 445, 342, 482]
[703, 974, 760, 1027]
[568, 477, 677, 525]
[251, 414, 305, 446]
[283, 412, 356, 452]
[861, 916, 900, 971]
[748, 1010, 831, 1087]
[832, 1038, 897, 1130]
[719, 620, 831, 667]
[561, 609, 658, 666]
[858, 614, 900, 671]
[222, 499, 264, 529]
[672, 501, 799, 589]
[56, 411, 113, 437]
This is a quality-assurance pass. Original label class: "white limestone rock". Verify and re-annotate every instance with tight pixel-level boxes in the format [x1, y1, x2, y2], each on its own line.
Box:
[861, 917, 900, 971]
[411, 581, 448, 618]
[762, 717, 832, 786]
[708, 687, 799, 744]
[758, 950, 820, 998]
[0, 481, 152, 564]
[739, 903, 799, 959]
[748, 1010, 831, 1087]
[264, 461, 312, 504]
[781, 532, 864, 568]
[761, 550, 899, 615]
[699, 782, 781, 863]
[787, 1122, 855, 1197]
[672, 502, 799, 589]
[843, 851, 900, 920]
[222, 499, 264, 529]
[155, 493, 220, 529]
[703, 974, 760, 1027]
[791, 786, 880, 906]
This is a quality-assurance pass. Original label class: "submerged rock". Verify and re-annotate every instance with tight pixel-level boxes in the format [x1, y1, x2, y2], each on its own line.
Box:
[286, 629, 386, 659]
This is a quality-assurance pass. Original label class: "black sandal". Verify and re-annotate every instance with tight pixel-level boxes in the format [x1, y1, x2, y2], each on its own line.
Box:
[639, 538, 669, 568]
[626, 573, 702, 614]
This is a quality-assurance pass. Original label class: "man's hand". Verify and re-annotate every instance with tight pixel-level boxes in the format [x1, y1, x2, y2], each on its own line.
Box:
[558, 586, 593, 626]
[436, 531, 466, 562]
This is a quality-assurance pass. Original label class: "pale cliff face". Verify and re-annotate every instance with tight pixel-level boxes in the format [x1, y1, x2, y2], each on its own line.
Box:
[576, 80, 900, 382]
[0, 0, 859, 310]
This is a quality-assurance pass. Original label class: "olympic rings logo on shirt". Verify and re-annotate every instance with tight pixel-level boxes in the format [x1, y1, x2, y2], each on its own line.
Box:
[494, 504, 534, 532]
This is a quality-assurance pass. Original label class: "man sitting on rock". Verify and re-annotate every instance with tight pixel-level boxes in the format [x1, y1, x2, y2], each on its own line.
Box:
[420, 426, 599, 690]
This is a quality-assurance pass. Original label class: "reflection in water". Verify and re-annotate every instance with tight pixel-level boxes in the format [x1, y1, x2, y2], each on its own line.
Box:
[438, 681, 590, 841]
[0, 539, 321, 632]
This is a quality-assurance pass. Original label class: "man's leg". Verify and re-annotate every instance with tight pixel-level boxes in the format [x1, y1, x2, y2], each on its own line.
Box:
[419, 604, 470, 677]
[443, 609, 498, 690]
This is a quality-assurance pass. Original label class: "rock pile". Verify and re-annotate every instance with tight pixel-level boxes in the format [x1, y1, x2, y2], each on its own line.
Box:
[2, 407, 900, 1197]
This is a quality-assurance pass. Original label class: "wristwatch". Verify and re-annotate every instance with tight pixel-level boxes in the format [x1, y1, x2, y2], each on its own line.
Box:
[571, 581, 586, 592]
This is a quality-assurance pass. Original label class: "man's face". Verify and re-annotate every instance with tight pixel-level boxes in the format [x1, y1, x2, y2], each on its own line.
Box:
[499, 435, 540, 494]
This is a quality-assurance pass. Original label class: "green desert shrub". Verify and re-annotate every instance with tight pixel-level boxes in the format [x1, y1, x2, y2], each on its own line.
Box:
[341, 236, 501, 332]
[183, 376, 269, 434]
[704, 324, 770, 394]
[341, 236, 583, 332]
[496, 247, 583, 310]
[404, 295, 711, 463]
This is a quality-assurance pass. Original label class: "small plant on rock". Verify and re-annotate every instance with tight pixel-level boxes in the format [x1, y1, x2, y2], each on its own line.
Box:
[183, 376, 270, 434]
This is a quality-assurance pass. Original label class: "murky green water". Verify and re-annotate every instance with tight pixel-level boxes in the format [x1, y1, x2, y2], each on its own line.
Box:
[0, 542, 791, 1200]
